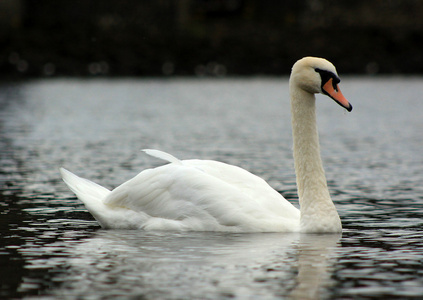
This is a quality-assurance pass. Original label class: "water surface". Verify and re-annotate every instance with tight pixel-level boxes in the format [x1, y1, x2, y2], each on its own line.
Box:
[1, 77, 423, 299]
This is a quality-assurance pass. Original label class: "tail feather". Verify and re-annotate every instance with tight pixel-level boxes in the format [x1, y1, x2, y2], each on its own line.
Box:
[60, 168, 144, 229]
[60, 167, 110, 209]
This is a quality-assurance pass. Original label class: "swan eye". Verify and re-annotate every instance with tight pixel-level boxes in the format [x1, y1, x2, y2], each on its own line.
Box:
[315, 68, 340, 91]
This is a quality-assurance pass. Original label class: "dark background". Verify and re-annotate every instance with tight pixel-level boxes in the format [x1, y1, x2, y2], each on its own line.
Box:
[1, 0, 423, 78]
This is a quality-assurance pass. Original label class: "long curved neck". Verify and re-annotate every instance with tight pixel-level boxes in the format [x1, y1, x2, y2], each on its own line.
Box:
[289, 85, 341, 232]
[290, 88, 328, 203]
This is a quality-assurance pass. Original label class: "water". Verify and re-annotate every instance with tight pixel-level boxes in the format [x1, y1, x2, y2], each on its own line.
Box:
[1, 77, 423, 299]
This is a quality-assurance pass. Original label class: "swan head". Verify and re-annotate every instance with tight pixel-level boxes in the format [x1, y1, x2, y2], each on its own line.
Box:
[290, 57, 352, 112]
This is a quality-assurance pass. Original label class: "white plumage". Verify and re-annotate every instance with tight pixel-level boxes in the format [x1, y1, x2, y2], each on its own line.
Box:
[61, 151, 300, 231]
[60, 57, 352, 233]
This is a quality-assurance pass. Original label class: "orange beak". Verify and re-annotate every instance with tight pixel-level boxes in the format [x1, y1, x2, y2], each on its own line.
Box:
[322, 78, 353, 112]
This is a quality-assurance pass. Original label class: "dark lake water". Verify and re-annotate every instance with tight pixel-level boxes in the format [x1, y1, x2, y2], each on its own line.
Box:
[1, 77, 423, 299]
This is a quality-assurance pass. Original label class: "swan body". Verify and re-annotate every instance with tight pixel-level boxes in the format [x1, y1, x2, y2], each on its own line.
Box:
[61, 151, 300, 232]
[60, 57, 352, 233]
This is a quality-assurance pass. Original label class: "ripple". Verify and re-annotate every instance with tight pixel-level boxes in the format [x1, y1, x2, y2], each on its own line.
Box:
[1, 78, 423, 298]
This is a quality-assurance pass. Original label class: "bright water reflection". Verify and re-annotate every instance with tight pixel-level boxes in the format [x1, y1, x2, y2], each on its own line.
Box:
[1, 77, 423, 298]
[16, 230, 341, 299]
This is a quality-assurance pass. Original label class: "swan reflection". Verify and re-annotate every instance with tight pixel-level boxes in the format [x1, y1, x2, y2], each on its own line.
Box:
[290, 233, 341, 299]
[44, 231, 341, 298]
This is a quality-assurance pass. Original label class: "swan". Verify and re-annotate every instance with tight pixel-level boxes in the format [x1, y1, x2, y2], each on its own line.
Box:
[60, 57, 352, 233]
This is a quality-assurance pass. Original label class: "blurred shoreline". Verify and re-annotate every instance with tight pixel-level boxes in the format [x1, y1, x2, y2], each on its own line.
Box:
[1, 0, 423, 79]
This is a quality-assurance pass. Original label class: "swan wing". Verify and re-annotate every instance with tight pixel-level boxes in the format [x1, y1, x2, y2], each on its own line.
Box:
[142, 149, 298, 215]
[182, 159, 299, 218]
[104, 156, 299, 232]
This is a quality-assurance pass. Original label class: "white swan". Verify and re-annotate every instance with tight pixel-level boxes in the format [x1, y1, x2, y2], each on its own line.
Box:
[60, 57, 352, 233]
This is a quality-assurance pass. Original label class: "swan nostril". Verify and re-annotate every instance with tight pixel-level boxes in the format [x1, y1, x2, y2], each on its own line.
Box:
[333, 81, 339, 92]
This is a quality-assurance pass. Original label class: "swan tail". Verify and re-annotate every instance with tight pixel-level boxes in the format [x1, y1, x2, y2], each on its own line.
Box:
[60, 167, 111, 210]
[142, 149, 183, 165]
